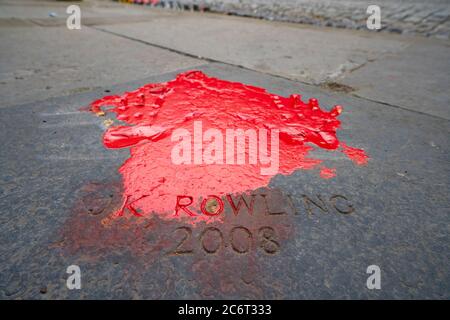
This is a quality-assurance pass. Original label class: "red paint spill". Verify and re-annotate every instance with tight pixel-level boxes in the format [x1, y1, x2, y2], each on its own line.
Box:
[320, 167, 336, 179]
[340, 142, 369, 166]
[90, 71, 368, 220]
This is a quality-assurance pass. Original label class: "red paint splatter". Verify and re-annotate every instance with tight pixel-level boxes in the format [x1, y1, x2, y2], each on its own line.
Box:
[320, 167, 336, 179]
[90, 71, 368, 220]
[340, 142, 369, 166]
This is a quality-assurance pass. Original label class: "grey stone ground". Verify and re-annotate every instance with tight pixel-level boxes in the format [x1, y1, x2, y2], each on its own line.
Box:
[125, 0, 450, 40]
[0, 0, 449, 299]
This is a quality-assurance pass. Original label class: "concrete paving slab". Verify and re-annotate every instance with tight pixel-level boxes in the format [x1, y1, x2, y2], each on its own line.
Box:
[0, 0, 161, 19]
[0, 25, 204, 108]
[341, 38, 450, 120]
[0, 63, 448, 299]
[97, 12, 407, 84]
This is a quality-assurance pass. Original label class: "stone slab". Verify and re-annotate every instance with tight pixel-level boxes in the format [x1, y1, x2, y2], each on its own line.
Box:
[0, 63, 448, 299]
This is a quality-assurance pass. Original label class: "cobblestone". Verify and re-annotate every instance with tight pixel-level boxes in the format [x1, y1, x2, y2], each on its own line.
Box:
[128, 0, 450, 40]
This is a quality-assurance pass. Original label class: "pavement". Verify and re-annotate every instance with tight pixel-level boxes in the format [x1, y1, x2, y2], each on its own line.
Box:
[121, 0, 450, 40]
[0, 0, 449, 299]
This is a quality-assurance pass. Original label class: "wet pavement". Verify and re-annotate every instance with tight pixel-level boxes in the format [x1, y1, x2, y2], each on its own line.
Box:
[0, 0, 449, 299]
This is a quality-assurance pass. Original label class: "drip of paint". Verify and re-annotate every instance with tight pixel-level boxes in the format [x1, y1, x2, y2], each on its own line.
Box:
[320, 167, 336, 179]
[340, 142, 369, 166]
[90, 71, 368, 220]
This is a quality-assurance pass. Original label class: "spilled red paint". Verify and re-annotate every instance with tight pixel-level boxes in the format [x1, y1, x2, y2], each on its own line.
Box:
[340, 142, 369, 166]
[320, 167, 336, 179]
[90, 71, 368, 220]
